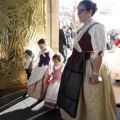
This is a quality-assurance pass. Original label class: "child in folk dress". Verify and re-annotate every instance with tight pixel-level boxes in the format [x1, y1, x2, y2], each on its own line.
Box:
[24, 50, 34, 79]
[27, 38, 54, 100]
[23, 49, 34, 97]
[44, 53, 65, 109]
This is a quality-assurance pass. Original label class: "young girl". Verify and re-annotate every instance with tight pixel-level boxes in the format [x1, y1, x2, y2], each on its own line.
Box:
[23, 49, 33, 97]
[44, 53, 65, 109]
[27, 38, 54, 100]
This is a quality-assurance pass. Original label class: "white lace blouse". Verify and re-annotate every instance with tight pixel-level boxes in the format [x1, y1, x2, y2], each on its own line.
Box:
[88, 23, 106, 59]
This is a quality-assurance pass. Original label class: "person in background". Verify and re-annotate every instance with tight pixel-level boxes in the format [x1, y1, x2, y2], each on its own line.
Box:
[59, 26, 67, 63]
[109, 29, 117, 48]
[23, 49, 34, 98]
[69, 27, 77, 39]
[107, 35, 120, 83]
[114, 37, 120, 48]
[64, 27, 73, 49]
[44, 53, 65, 109]
[106, 33, 112, 50]
[59, 0, 117, 120]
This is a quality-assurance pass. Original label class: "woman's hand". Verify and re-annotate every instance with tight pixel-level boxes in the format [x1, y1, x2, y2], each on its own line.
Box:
[89, 74, 100, 85]
[90, 56, 102, 85]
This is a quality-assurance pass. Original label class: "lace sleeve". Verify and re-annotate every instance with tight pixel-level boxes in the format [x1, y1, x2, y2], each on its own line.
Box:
[88, 24, 106, 59]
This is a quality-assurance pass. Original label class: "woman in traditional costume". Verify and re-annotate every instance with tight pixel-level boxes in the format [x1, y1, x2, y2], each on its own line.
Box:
[58, 1, 117, 120]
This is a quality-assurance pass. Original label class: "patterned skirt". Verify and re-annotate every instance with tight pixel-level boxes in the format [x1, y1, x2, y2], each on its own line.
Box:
[60, 59, 117, 120]
[44, 81, 60, 108]
[27, 69, 49, 99]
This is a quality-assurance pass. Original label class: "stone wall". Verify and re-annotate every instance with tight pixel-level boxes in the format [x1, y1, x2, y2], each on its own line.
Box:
[46, 0, 59, 52]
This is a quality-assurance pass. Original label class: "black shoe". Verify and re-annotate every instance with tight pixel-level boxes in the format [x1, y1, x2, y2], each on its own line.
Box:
[116, 103, 120, 107]
[116, 80, 120, 82]
[37, 99, 43, 103]
[22, 92, 27, 98]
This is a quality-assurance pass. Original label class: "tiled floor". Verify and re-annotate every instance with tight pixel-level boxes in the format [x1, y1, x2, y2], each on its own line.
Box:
[0, 80, 120, 120]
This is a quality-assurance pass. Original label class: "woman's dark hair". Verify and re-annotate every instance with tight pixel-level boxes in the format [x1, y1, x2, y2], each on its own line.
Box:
[79, 0, 97, 16]
[38, 38, 47, 45]
[53, 53, 64, 62]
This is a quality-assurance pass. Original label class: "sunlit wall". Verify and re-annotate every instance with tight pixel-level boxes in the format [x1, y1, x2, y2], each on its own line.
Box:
[0, 0, 46, 96]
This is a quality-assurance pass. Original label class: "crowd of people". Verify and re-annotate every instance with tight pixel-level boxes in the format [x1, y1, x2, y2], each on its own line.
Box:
[106, 29, 120, 50]
[59, 25, 76, 63]
[22, 0, 118, 120]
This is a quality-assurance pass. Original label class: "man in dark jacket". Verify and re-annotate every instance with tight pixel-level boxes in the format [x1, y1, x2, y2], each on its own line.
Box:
[59, 28, 67, 63]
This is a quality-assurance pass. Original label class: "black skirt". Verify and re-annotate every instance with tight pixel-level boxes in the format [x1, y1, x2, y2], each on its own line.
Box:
[57, 52, 86, 118]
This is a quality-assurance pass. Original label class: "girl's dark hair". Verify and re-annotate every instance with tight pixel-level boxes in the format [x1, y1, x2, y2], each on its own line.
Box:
[79, 0, 97, 16]
[38, 38, 47, 45]
[53, 53, 64, 62]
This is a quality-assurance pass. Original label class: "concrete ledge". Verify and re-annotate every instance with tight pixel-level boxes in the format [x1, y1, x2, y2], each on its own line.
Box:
[0, 86, 26, 97]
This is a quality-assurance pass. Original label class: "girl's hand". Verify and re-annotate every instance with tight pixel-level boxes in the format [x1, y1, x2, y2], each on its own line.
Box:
[50, 79, 56, 83]
[89, 74, 100, 85]
[57, 80, 60, 83]
[45, 79, 50, 85]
